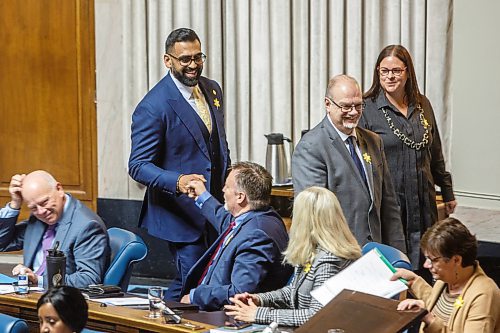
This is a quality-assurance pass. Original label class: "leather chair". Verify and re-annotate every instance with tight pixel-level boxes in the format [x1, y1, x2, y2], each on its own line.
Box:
[103, 227, 148, 291]
[0, 313, 28, 333]
[362, 242, 412, 270]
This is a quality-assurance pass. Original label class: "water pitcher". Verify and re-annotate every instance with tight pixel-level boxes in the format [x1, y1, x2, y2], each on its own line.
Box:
[264, 133, 293, 185]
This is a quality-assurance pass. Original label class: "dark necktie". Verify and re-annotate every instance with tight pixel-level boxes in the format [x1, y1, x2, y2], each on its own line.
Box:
[35, 224, 56, 275]
[347, 136, 368, 188]
[198, 220, 236, 285]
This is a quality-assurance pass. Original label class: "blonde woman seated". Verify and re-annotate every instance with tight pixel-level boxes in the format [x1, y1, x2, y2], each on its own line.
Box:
[393, 217, 500, 333]
[225, 186, 361, 326]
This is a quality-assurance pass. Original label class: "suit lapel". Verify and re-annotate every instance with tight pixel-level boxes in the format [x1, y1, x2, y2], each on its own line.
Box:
[356, 129, 374, 200]
[322, 118, 371, 197]
[165, 74, 210, 160]
[199, 79, 229, 170]
[24, 217, 45, 267]
[53, 197, 77, 250]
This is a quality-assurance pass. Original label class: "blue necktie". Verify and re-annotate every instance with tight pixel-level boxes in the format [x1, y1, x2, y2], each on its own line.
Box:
[347, 136, 368, 188]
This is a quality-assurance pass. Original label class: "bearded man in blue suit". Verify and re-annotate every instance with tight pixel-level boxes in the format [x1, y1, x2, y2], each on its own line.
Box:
[179, 162, 292, 311]
[129, 28, 230, 300]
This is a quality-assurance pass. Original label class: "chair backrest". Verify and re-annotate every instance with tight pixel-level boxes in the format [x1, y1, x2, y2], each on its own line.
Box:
[81, 329, 104, 333]
[362, 242, 412, 270]
[0, 313, 28, 333]
[103, 227, 148, 290]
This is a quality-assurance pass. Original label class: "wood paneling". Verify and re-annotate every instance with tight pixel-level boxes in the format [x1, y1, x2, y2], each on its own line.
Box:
[0, 0, 97, 210]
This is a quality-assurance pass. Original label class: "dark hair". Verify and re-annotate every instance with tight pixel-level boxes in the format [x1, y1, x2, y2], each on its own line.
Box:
[231, 162, 273, 210]
[37, 286, 88, 332]
[421, 217, 478, 267]
[364, 44, 421, 106]
[165, 28, 200, 53]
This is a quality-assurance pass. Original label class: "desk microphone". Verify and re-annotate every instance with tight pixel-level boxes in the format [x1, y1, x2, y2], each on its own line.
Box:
[158, 302, 182, 324]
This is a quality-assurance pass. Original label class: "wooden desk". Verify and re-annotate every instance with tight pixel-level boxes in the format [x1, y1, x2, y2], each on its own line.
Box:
[0, 292, 224, 333]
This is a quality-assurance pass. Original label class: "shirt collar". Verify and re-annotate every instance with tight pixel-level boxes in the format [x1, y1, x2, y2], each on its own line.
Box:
[169, 71, 196, 100]
[234, 211, 251, 226]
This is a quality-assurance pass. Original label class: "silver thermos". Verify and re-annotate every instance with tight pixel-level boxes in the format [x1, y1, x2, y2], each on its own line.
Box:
[264, 133, 293, 185]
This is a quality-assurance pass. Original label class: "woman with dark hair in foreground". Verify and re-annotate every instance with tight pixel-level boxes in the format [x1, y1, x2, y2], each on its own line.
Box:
[37, 286, 88, 333]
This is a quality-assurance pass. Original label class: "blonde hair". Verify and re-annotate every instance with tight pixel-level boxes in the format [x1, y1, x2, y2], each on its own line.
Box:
[283, 187, 362, 266]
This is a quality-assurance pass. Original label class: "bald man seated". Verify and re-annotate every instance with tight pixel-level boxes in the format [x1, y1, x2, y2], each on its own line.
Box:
[0, 170, 110, 288]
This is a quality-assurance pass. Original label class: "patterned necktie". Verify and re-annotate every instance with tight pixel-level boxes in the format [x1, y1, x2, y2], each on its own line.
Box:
[192, 86, 212, 133]
[198, 220, 236, 285]
[347, 136, 368, 188]
[35, 224, 56, 275]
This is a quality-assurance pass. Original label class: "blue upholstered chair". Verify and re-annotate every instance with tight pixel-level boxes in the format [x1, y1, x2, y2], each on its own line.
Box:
[81, 329, 104, 333]
[362, 242, 412, 270]
[103, 227, 148, 290]
[0, 313, 28, 333]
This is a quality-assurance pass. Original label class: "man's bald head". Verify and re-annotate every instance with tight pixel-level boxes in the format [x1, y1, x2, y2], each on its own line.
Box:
[21, 170, 65, 225]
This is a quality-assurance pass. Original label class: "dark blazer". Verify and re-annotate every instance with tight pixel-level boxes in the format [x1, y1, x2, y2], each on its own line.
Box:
[0, 195, 110, 288]
[181, 197, 293, 311]
[128, 73, 230, 243]
[292, 116, 405, 252]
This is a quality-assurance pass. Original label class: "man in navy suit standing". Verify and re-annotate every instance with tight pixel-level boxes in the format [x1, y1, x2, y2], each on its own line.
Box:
[128, 28, 230, 300]
[179, 162, 292, 310]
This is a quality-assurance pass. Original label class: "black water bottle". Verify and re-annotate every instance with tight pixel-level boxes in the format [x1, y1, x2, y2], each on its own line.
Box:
[46, 241, 66, 289]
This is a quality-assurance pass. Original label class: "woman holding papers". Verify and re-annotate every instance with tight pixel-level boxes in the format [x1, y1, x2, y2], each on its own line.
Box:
[225, 186, 361, 326]
[392, 218, 500, 333]
[37, 286, 88, 333]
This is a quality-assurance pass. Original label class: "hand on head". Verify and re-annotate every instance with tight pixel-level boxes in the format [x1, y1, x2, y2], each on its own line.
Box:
[8, 174, 26, 209]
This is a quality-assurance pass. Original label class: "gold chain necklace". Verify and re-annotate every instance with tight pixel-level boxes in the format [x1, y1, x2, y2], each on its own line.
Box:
[381, 104, 430, 150]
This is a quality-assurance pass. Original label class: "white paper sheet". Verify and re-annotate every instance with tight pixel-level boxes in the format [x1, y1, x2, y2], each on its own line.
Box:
[311, 249, 408, 306]
[91, 297, 149, 306]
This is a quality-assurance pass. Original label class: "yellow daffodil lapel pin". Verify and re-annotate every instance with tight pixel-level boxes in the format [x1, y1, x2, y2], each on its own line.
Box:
[453, 295, 464, 309]
[422, 117, 429, 129]
[303, 263, 311, 273]
[212, 89, 220, 109]
[363, 153, 372, 164]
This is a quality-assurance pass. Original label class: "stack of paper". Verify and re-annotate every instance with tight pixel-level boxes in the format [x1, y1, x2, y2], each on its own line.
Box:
[311, 249, 408, 306]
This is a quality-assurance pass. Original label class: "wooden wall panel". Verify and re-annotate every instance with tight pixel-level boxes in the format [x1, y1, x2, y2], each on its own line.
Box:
[0, 0, 97, 210]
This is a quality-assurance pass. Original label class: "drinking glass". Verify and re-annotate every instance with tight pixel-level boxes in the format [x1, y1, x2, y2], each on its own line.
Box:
[147, 286, 164, 319]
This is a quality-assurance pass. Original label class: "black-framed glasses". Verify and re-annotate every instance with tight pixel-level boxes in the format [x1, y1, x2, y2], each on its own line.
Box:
[167, 53, 207, 66]
[326, 97, 365, 112]
[424, 255, 444, 264]
[379, 67, 406, 77]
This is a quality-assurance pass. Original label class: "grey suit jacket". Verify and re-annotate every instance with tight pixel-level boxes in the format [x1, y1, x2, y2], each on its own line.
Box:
[292, 116, 405, 251]
[0, 195, 110, 288]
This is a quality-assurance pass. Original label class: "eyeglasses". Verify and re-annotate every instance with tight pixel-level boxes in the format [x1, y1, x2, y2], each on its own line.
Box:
[424, 255, 444, 264]
[326, 97, 365, 112]
[379, 67, 406, 77]
[167, 53, 207, 66]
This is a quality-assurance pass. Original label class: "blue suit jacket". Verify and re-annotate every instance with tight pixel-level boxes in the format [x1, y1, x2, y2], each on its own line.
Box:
[0, 195, 110, 288]
[181, 197, 293, 310]
[128, 73, 230, 243]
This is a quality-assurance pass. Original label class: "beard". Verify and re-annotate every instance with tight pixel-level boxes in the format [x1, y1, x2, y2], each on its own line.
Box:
[343, 118, 359, 129]
[171, 65, 203, 87]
